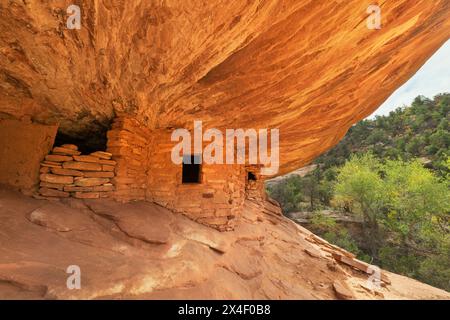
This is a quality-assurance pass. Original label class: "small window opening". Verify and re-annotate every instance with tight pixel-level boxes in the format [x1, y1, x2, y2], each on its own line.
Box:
[248, 172, 257, 181]
[182, 155, 201, 184]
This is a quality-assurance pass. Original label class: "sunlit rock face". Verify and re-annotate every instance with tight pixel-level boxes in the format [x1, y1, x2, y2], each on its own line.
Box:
[1, 0, 449, 175]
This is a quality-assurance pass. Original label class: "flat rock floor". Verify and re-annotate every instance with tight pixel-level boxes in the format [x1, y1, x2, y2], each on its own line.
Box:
[0, 186, 448, 299]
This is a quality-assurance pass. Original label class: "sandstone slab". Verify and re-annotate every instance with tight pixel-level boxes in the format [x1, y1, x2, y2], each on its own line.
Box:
[40, 181, 66, 191]
[73, 155, 102, 163]
[52, 147, 81, 156]
[40, 162, 61, 168]
[45, 155, 73, 162]
[74, 192, 100, 199]
[39, 187, 70, 198]
[27, 202, 88, 232]
[51, 168, 84, 177]
[65, 185, 114, 192]
[102, 165, 115, 172]
[60, 144, 78, 150]
[40, 167, 50, 173]
[40, 174, 73, 185]
[63, 161, 102, 172]
[90, 151, 112, 159]
[82, 171, 114, 178]
[74, 177, 110, 187]
[333, 280, 354, 300]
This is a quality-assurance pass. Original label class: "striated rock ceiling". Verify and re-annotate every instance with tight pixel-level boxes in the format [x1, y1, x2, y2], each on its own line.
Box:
[1, 0, 449, 175]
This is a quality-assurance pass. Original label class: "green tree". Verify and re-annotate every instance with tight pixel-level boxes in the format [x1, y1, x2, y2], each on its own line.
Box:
[333, 153, 387, 260]
[266, 175, 303, 213]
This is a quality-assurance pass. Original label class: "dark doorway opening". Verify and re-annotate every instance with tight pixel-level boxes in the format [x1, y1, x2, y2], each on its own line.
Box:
[182, 155, 201, 184]
[247, 171, 257, 181]
[53, 124, 110, 154]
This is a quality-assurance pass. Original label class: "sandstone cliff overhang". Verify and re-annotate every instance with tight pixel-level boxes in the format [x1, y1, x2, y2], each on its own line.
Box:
[1, 1, 449, 176]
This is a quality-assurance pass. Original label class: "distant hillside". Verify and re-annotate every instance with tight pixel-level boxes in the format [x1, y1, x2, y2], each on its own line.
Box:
[316, 93, 449, 176]
[267, 94, 450, 291]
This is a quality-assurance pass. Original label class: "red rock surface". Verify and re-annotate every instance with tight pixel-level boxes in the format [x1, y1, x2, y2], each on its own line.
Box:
[0, 186, 448, 300]
[1, 1, 449, 175]
[1, 1, 450, 300]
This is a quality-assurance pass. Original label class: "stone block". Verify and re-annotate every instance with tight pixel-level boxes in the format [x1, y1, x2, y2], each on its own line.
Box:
[40, 162, 61, 168]
[40, 173, 73, 184]
[45, 154, 73, 162]
[74, 177, 110, 187]
[90, 151, 112, 159]
[63, 161, 102, 171]
[73, 155, 102, 163]
[51, 168, 84, 177]
[40, 181, 67, 191]
[39, 187, 70, 198]
[82, 171, 114, 178]
[102, 164, 115, 172]
[40, 166, 50, 173]
[60, 144, 78, 150]
[52, 147, 81, 156]
[73, 192, 100, 199]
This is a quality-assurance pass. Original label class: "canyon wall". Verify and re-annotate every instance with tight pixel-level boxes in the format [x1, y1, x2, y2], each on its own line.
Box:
[0, 119, 57, 195]
[1, 1, 449, 176]
[1, 1, 449, 230]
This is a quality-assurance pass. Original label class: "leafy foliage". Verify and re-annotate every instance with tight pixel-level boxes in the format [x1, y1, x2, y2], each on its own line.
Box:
[267, 94, 450, 291]
[317, 94, 450, 176]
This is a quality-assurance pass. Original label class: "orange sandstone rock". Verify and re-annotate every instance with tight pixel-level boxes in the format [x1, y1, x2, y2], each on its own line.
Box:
[73, 155, 103, 163]
[45, 155, 73, 162]
[63, 161, 102, 172]
[73, 192, 100, 199]
[82, 171, 115, 178]
[40, 174, 73, 185]
[74, 177, 110, 187]
[0, 2, 448, 177]
[52, 147, 81, 156]
[333, 280, 355, 300]
[51, 168, 84, 177]
[60, 144, 78, 150]
[90, 151, 112, 159]
[39, 187, 70, 198]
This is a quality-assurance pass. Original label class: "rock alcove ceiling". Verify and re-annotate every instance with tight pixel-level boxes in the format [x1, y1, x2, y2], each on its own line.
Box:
[1, 0, 449, 176]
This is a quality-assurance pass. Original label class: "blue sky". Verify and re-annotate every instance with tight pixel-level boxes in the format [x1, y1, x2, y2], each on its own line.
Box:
[370, 39, 450, 117]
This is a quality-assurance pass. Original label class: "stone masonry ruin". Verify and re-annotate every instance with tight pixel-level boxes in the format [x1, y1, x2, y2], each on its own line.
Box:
[0, 115, 273, 231]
